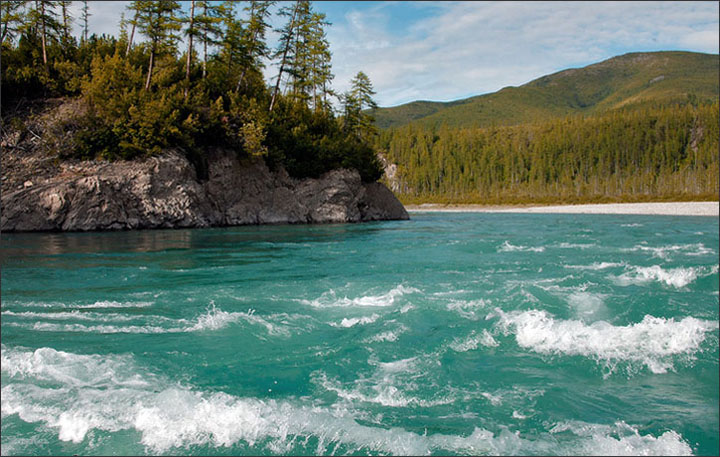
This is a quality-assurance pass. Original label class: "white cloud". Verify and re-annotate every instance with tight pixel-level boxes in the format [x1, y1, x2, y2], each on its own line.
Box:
[325, 1, 719, 107]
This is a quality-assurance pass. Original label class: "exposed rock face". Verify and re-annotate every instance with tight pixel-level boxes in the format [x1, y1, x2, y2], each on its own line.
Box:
[1, 151, 409, 232]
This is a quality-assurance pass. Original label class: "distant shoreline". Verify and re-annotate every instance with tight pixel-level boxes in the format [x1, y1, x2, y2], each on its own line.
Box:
[405, 201, 719, 216]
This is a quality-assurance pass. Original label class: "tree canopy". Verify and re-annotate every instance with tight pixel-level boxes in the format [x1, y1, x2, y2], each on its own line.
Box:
[1, 0, 383, 183]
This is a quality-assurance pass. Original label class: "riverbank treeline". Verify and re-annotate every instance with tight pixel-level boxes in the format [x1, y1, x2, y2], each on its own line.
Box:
[1, 1, 383, 182]
[377, 101, 719, 204]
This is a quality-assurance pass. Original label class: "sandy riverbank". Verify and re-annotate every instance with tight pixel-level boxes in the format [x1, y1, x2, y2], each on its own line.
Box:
[405, 201, 719, 216]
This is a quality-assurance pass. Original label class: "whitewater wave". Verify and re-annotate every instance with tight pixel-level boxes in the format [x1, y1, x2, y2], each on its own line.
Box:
[614, 265, 718, 288]
[1, 346, 693, 455]
[300, 285, 419, 308]
[555, 242, 597, 250]
[493, 309, 718, 375]
[446, 299, 490, 320]
[2, 305, 293, 336]
[330, 314, 381, 328]
[1, 300, 154, 309]
[449, 330, 498, 352]
[362, 325, 408, 343]
[624, 243, 715, 259]
[564, 262, 626, 271]
[498, 241, 545, 253]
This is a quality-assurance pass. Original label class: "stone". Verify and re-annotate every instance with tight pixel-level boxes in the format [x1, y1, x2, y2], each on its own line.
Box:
[1, 150, 409, 232]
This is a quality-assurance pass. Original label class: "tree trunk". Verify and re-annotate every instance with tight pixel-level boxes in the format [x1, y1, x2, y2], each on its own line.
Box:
[125, 11, 137, 57]
[39, 1, 47, 65]
[83, 0, 89, 42]
[184, 0, 195, 99]
[202, 3, 207, 78]
[145, 46, 155, 91]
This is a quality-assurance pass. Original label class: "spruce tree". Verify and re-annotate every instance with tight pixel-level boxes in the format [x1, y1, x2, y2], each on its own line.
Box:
[1, 1, 27, 44]
[135, 0, 181, 91]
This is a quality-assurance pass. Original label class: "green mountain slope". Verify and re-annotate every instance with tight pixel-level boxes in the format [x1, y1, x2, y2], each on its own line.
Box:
[372, 51, 719, 129]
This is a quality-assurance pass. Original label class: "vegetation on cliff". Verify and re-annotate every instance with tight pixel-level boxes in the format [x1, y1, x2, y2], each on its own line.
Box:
[1, 0, 383, 182]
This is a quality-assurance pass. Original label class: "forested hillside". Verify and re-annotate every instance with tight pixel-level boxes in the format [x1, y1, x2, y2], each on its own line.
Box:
[373, 52, 719, 130]
[1, 0, 383, 182]
[377, 101, 719, 204]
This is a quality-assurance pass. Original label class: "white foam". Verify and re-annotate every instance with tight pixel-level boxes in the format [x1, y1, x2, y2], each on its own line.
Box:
[567, 292, 608, 322]
[330, 314, 381, 328]
[449, 330, 498, 352]
[1, 300, 154, 309]
[362, 325, 408, 343]
[1, 346, 150, 388]
[446, 299, 490, 320]
[1, 347, 693, 455]
[5, 306, 290, 336]
[555, 242, 596, 249]
[1, 310, 173, 324]
[625, 243, 715, 259]
[494, 308, 718, 374]
[301, 285, 419, 308]
[615, 265, 718, 288]
[498, 241, 545, 253]
[565, 262, 626, 271]
[550, 421, 693, 456]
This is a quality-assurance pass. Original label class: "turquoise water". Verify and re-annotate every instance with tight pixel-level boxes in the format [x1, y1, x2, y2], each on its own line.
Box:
[1, 213, 718, 456]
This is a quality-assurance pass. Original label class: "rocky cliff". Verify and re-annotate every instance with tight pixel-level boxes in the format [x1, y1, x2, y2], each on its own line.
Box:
[0, 150, 409, 232]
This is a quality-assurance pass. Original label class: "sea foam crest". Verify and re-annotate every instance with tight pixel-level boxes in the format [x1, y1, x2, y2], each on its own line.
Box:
[625, 243, 715, 259]
[330, 314, 381, 328]
[1, 347, 693, 455]
[550, 421, 693, 456]
[1, 300, 154, 309]
[5, 305, 289, 336]
[498, 241, 545, 253]
[301, 285, 419, 308]
[449, 330, 498, 352]
[564, 262, 626, 271]
[493, 309, 718, 374]
[615, 265, 718, 288]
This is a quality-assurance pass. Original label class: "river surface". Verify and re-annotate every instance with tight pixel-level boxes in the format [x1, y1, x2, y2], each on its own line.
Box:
[1, 213, 718, 456]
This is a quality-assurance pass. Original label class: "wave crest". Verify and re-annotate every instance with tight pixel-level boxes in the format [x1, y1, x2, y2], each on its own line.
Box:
[493, 309, 718, 375]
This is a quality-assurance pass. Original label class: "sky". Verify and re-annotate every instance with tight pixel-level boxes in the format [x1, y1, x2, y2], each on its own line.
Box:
[69, 1, 719, 108]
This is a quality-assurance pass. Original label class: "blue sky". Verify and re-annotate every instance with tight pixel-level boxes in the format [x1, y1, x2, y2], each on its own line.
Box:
[72, 1, 719, 107]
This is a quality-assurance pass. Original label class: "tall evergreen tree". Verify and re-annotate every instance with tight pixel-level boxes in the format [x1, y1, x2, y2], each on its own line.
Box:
[269, 0, 301, 112]
[194, 0, 224, 78]
[135, 0, 182, 91]
[124, 1, 141, 56]
[30, 0, 62, 66]
[0, 1, 27, 45]
[81, 0, 89, 43]
[344, 71, 377, 140]
[183, 0, 196, 98]
[236, 0, 274, 91]
[59, 0, 71, 46]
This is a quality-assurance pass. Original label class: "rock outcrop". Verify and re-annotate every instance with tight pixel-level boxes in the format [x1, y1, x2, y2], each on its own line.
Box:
[0, 150, 409, 232]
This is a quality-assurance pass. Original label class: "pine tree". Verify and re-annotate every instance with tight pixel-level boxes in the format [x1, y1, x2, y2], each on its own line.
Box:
[125, 1, 140, 56]
[30, 0, 62, 66]
[135, 0, 182, 91]
[236, 0, 274, 91]
[269, 0, 301, 112]
[183, 0, 196, 98]
[190, 0, 223, 79]
[1, 1, 27, 45]
[81, 0, 90, 43]
[347, 71, 377, 140]
[59, 0, 71, 46]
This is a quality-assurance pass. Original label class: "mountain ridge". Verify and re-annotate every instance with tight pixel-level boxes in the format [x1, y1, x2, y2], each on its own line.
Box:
[372, 51, 719, 129]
